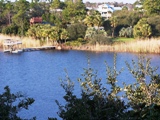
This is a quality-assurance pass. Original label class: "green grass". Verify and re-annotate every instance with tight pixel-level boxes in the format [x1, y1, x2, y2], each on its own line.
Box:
[113, 37, 135, 42]
[65, 40, 82, 46]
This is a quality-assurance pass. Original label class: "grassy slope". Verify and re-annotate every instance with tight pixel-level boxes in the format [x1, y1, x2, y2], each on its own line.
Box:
[113, 37, 135, 42]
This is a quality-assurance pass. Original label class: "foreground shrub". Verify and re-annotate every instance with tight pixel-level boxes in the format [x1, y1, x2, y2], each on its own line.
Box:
[54, 55, 160, 120]
[0, 86, 35, 120]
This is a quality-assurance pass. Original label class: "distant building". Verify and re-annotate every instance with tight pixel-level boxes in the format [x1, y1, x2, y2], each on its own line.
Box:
[30, 17, 42, 24]
[96, 4, 122, 19]
[50, 8, 63, 13]
[135, 4, 143, 9]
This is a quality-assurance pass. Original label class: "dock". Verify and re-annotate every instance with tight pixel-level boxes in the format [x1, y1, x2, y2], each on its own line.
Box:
[3, 39, 23, 53]
[3, 39, 57, 53]
[24, 46, 56, 52]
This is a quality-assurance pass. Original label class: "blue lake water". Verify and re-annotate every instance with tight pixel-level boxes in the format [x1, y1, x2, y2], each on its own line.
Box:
[0, 50, 160, 119]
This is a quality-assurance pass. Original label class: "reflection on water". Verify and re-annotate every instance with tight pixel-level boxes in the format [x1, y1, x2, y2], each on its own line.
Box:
[0, 50, 159, 119]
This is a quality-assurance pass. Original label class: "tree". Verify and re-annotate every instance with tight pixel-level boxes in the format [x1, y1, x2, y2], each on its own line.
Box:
[83, 15, 94, 27]
[53, 55, 160, 120]
[29, 2, 44, 17]
[0, 86, 35, 120]
[12, 0, 30, 37]
[147, 15, 160, 36]
[110, 16, 118, 38]
[60, 28, 69, 43]
[83, 11, 103, 28]
[84, 27, 111, 45]
[133, 18, 152, 38]
[62, 0, 86, 24]
[50, 0, 61, 9]
[124, 56, 160, 119]
[119, 26, 133, 38]
[93, 14, 103, 28]
[3, 1, 13, 25]
[55, 56, 126, 120]
[66, 23, 87, 40]
[122, 6, 128, 11]
[49, 26, 60, 44]
[26, 24, 39, 39]
[143, 0, 160, 15]
[39, 2, 50, 23]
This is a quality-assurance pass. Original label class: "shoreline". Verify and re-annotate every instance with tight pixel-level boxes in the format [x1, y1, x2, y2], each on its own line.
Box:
[0, 34, 160, 54]
[1, 43, 160, 54]
[61, 42, 160, 54]
[1, 44, 160, 55]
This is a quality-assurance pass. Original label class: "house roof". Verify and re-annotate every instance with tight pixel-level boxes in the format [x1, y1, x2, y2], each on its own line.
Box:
[97, 3, 122, 12]
[106, 4, 114, 11]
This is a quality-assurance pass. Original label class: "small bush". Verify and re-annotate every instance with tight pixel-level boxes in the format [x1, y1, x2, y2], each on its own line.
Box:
[2, 25, 18, 35]
[0, 86, 35, 120]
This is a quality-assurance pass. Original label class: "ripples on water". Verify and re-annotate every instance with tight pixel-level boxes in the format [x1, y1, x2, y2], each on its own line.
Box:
[0, 50, 159, 119]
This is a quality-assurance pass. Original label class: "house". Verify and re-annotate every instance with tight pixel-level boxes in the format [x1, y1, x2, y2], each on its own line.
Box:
[30, 17, 42, 24]
[96, 4, 122, 19]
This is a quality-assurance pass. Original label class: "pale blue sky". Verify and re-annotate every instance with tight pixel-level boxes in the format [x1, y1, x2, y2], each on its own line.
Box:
[83, 0, 137, 4]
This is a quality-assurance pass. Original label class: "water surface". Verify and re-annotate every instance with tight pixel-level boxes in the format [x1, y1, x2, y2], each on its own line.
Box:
[0, 50, 159, 119]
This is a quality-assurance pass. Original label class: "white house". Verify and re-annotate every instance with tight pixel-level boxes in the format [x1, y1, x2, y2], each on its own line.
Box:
[96, 4, 122, 19]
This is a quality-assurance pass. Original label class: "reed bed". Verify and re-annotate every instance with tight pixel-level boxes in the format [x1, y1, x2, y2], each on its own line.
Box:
[0, 34, 53, 48]
[90, 39, 160, 53]
[72, 38, 160, 54]
[0, 34, 160, 53]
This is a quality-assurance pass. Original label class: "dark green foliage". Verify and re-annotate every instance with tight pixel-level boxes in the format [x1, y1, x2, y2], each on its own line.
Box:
[84, 27, 112, 45]
[133, 18, 152, 38]
[29, 2, 44, 17]
[55, 55, 160, 120]
[0, 86, 35, 120]
[112, 11, 140, 37]
[62, 1, 86, 24]
[89, 34, 113, 45]
[55, 56, 127, 120]
[124, 56, 160, 119]
[66, 23, 87, 40]
[2, 24, 18, 35]
[143, 0, 160, 15]
[147, 15, 160, 36]
[103, 20, 112, 36]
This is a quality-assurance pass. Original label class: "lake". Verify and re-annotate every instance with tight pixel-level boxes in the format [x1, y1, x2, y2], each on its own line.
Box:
[0, 50, 160, 119]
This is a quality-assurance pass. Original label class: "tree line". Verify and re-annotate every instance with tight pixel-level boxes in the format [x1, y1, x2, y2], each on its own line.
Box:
[0, 0, 160, 46]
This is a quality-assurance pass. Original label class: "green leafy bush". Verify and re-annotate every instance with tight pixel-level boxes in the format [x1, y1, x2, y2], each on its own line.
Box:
[66, 23, 87, 40]
[2, 24, 18, 35]
[0, 86, 35, 120]
[54, 55, 160, 120]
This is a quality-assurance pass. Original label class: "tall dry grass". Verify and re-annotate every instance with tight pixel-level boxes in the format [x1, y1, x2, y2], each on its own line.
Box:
[91, 38, 160, 53]
[0, 34, 160, 53]
[0, 34, 53, 48]
[72, 38, 160, 54]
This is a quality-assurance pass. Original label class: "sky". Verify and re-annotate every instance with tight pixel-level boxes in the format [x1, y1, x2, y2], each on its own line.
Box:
[82, 0, 137, 4]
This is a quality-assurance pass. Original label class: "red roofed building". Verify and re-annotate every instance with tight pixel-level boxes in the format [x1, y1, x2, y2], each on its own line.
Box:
[30, 17, 42, 24]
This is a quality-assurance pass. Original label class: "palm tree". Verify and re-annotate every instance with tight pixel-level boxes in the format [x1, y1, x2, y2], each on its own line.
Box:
[133, 18, 152, 38]
[49, 26, 60, 45]
[93, 14, 103, 28]
[83, 15, 94, 27]
[60, 28, 69, 43]
[26, 24, 38, 38]
[41, 24, 51, 45]
[110, 16, 118, 38]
